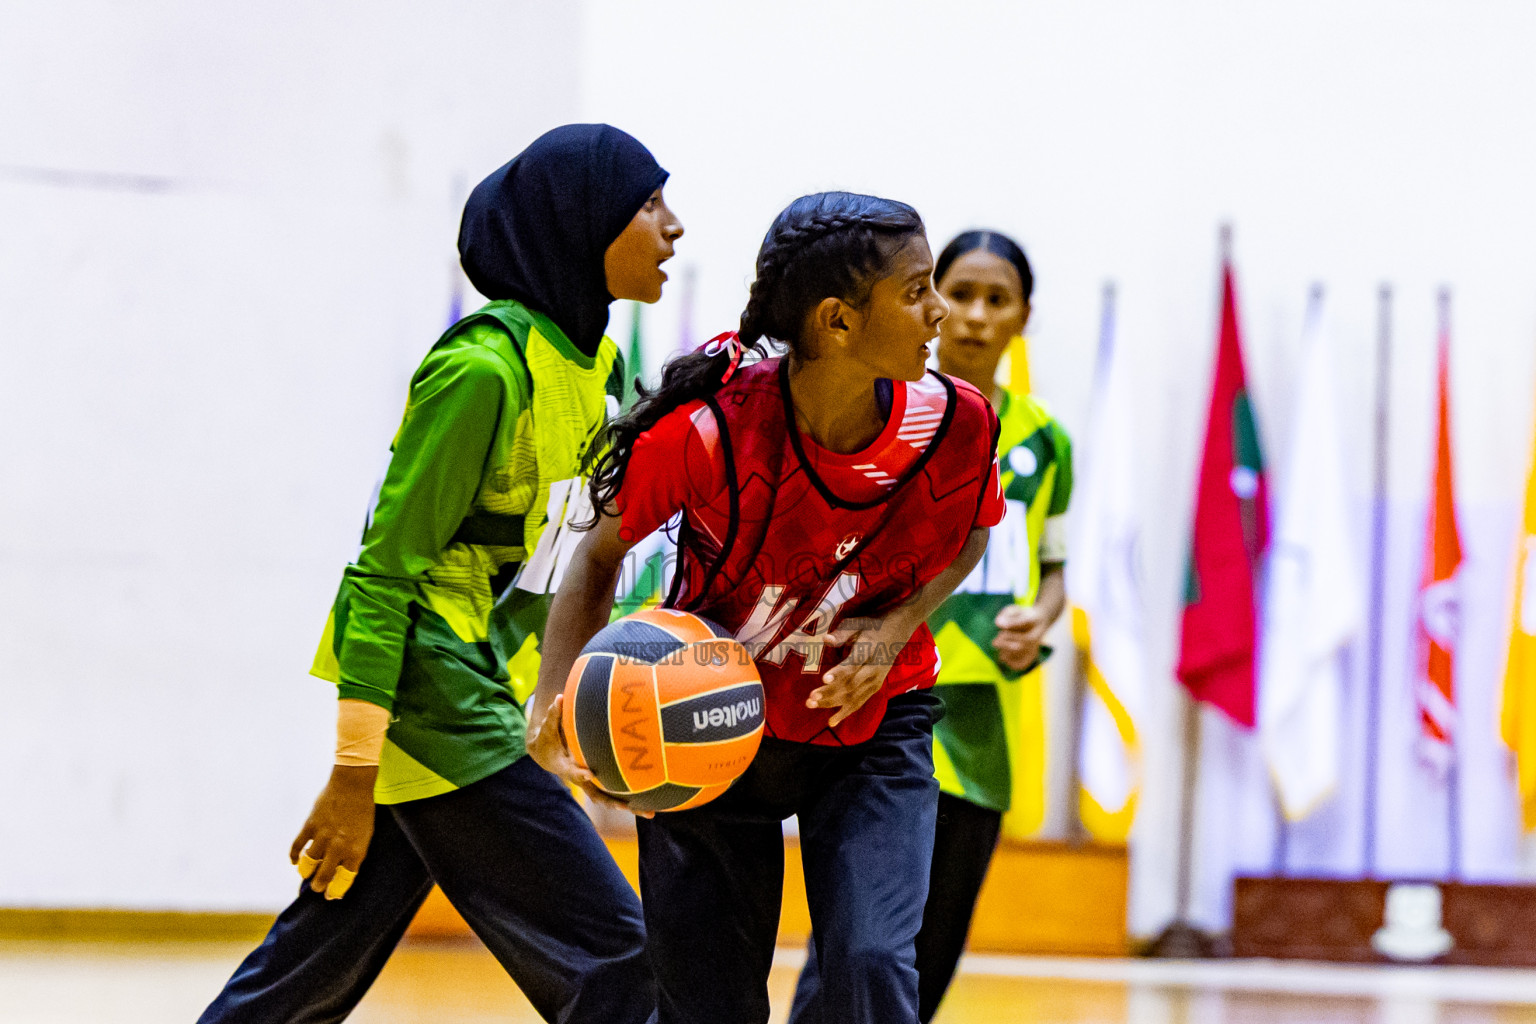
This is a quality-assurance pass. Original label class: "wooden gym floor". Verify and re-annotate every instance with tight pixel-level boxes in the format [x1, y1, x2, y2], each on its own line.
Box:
[6, 938, 1536, 1023]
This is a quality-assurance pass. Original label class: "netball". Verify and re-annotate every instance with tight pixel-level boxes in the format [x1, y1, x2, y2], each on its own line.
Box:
[561, 608, 764, 812]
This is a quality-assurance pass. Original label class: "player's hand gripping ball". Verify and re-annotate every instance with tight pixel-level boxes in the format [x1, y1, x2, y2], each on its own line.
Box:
[562, 608, 764, 812]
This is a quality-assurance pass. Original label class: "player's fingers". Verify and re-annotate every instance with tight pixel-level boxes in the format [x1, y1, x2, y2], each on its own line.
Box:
[290, 823, 316, 866]
[828, 705, 866, 727]
[850, 658, 881, 687]
[994, 604, 1035, 629]
[1000, 643, 1040, 672]
[580, 780, 649, 818]
[309, 841, 344, 895]
[530, 694, 564, 748]
[993, 631, 1027, 652]
[828, 686, 876, 727]
[580, 781, 621, 807]
[295, 850, 320, 880]
[807, 675, 855, 707]
[808, 666, 851, 704]
[324, 864, 358, 901]
[300, 833, 330, 875]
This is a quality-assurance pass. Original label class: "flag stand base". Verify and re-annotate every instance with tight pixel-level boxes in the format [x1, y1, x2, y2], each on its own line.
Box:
[1144, 920, 1219, 959]
[1231, 876, 1536, 966]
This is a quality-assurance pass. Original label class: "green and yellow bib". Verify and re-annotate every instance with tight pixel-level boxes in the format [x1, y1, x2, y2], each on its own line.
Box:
[928, 389, 1073, 820]
[313, 300, 624, 803]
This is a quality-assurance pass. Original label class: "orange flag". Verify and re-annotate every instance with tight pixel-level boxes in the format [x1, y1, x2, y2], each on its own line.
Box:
[1416, 293, 1463, 768]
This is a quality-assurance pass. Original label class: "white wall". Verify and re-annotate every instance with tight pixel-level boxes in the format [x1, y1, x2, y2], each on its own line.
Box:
[6, 0, 1536, 930]
[580, 0, 1536, 936]
[0, 0, 582, 910]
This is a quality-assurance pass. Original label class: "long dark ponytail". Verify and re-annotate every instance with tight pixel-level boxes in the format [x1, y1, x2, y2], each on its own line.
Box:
[586, 191, 925, 517]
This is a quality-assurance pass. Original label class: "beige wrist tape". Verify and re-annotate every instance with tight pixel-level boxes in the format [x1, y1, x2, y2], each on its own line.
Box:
[335, 699, 390, 767]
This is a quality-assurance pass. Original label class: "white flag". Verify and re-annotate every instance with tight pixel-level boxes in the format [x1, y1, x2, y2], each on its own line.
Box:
[1259, 288, 1364, 820]
[1070, 286, 1147, 838]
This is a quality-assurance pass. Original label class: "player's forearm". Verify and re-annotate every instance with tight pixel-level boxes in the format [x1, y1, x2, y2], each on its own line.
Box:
[530, 540, 624, 727]
[892, 527, 990, 632]
[1035, 564, 1067, 628]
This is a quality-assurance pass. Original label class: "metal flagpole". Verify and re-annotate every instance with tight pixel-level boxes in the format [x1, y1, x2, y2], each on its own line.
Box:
[1148, 693, 1212, 956]
[1439, 286, 1463, 882]
[1361, 284, 1392, 878]
[1148, 228, 1232, 958]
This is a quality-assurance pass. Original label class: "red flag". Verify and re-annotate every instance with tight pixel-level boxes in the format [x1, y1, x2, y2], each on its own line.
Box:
[1417, 294, 1462, 767]
[1178, 254, 1269, 726]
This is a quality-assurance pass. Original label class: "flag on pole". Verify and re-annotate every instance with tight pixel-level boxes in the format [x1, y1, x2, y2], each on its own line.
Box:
[1416, 293, 1462, 769]
[1070, 284, 1147, 842]
[1178, 241, 1269, 727]
[1259, 288, 1364, 819]
[1500, 378, 1536, 829]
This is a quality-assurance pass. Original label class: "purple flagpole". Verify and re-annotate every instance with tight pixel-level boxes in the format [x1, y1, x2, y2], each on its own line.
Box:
[1361, 284, 1392, 878]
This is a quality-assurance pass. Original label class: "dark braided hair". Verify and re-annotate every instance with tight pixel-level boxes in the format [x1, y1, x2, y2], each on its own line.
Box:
[586, 191, 925, 518]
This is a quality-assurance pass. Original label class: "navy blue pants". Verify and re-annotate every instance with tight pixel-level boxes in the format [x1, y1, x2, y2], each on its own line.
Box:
[791, 790, 1003, 1023]
[636, 691, 941, 1024]
[198, 756, 655, 1024]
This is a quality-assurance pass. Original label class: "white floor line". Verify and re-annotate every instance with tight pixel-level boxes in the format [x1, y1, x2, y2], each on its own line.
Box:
[773, 947, 1536, 1004]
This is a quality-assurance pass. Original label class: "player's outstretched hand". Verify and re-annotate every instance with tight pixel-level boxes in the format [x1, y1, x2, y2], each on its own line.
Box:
[290, 765, 376, 900]
[993, 603, 1050, 673]
[527, 694, 653, 818]
[807, 613, 920, 728]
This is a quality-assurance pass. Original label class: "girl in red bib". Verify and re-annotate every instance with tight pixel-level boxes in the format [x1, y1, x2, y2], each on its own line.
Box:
[530, 192, 1005, 1024]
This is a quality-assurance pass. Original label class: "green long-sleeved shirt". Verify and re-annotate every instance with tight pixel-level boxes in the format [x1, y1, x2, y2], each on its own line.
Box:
[312, 300, 624, 803]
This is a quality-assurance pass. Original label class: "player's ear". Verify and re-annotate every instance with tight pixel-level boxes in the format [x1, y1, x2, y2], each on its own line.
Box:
[807, 296, 858, 354]
[1020, 300, 1033, 333]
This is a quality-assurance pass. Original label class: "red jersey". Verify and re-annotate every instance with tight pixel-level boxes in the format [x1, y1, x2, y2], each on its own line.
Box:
[617, 358, 1004, 745]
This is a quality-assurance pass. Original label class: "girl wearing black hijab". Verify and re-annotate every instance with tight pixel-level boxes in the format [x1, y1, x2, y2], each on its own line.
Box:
[198, 124, 682, 1024]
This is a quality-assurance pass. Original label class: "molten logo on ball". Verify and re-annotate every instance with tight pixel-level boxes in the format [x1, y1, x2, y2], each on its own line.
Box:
[694, 698, 762, 733]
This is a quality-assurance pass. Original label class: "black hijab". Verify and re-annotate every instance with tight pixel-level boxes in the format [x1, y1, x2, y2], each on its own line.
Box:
[458, 124, 668, 356]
